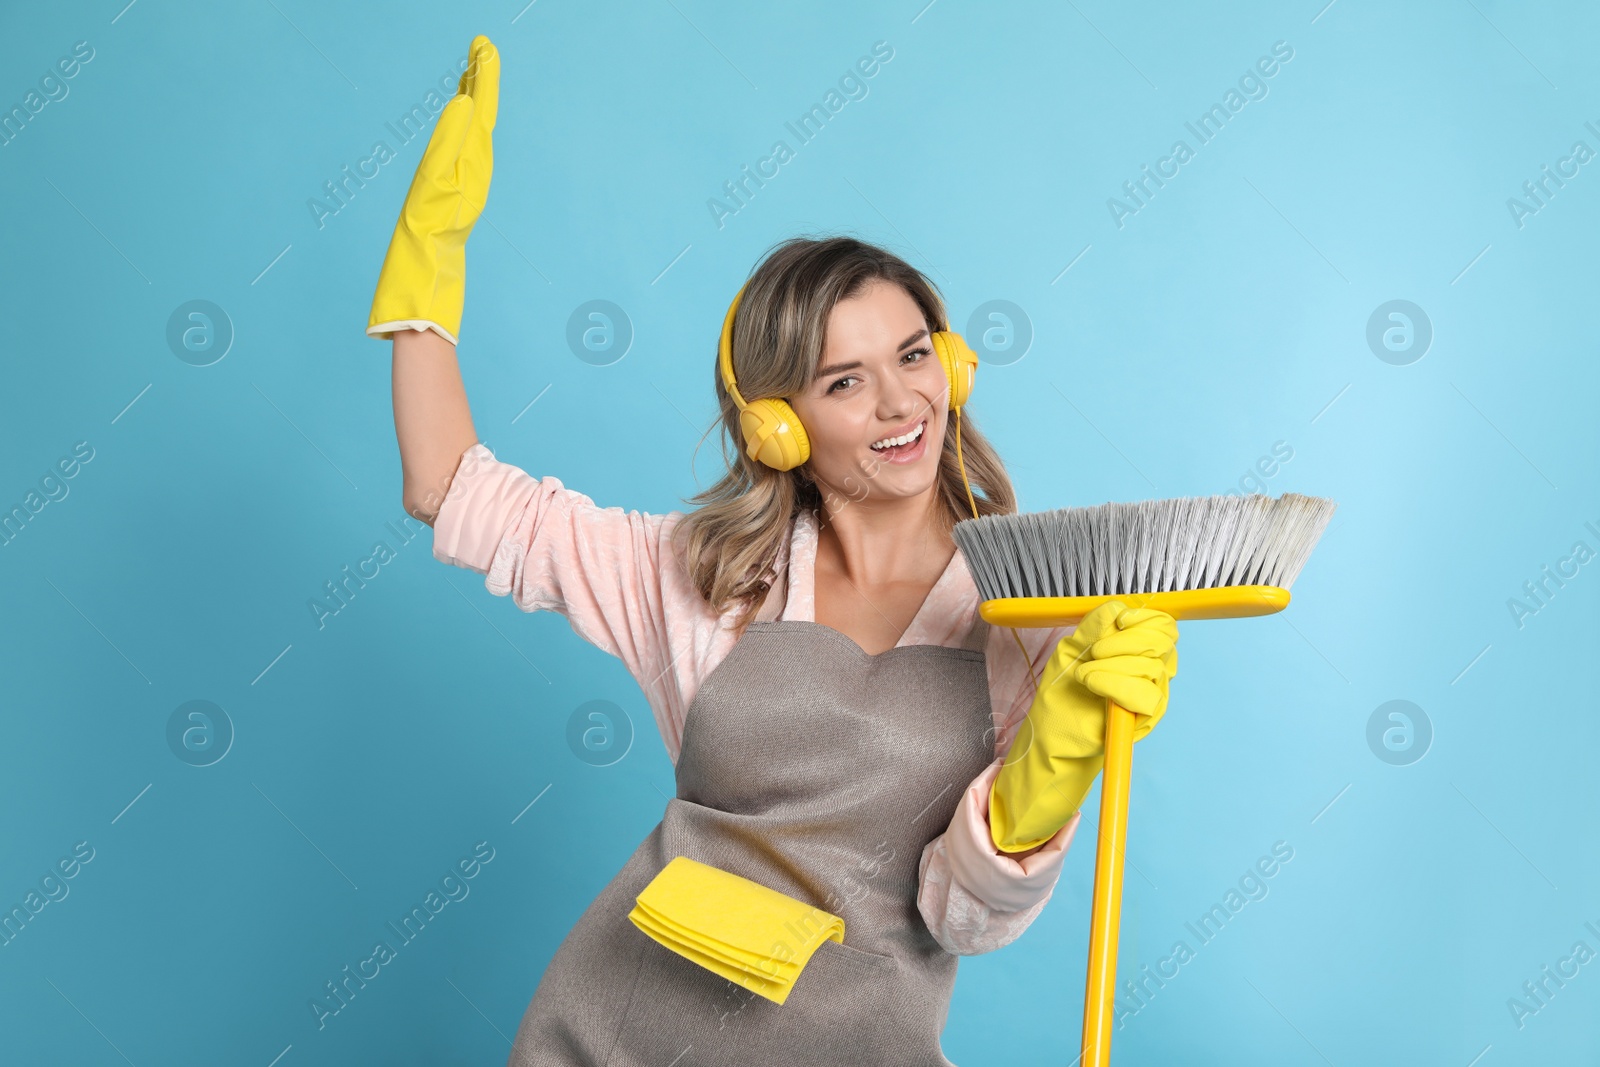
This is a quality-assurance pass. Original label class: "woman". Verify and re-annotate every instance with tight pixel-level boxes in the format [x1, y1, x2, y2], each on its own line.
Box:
[370, 36, 1178, 1066]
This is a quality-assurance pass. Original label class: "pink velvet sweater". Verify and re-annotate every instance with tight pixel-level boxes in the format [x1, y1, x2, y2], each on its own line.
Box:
[430, 442, 1082, 955]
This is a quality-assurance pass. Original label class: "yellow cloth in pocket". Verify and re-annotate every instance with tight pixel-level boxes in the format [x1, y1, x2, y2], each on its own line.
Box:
[627, 855, 845, 1005]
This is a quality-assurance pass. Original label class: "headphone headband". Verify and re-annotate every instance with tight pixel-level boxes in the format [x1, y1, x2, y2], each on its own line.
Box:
[716, 273, 982, 520]
[719, 280, 956, 412]
[718, 282, 750, 410]
[718, 275, 975, 473]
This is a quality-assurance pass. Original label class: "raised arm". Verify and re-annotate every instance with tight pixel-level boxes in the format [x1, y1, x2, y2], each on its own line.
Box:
[393, 329, 478, 525]
[365, 35, 499, 523]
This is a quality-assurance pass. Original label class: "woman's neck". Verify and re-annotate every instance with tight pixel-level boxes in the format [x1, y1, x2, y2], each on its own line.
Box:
[816, 490, 953, 590]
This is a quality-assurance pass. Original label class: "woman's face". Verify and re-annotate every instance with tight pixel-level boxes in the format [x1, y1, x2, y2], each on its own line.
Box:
[788, 278, 947, 512]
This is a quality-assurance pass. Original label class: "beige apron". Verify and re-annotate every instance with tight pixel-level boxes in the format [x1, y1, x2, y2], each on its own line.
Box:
[508, 578, 996, 1065]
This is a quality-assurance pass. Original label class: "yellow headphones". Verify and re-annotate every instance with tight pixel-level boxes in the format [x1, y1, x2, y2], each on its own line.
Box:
[718, 281, 980, 507]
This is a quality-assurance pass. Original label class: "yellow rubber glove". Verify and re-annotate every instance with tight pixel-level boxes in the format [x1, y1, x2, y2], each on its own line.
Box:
[989, 600, 1179, 853]
[366, 35, 499, 345]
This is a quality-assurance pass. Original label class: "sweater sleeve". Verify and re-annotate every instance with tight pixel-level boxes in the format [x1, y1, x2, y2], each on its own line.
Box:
[916, 757, 1080, 955]
[430, 442, 699, 761]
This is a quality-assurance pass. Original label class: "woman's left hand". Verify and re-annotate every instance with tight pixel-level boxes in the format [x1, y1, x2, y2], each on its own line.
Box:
[1069, 604, 1179, 740]
[988, 600, 1178, 853]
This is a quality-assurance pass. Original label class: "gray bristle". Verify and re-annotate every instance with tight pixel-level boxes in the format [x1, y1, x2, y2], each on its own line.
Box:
[952, 493, 1338, 600]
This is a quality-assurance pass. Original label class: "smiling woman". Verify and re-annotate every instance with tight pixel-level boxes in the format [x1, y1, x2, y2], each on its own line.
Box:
[371, 37, 1094, 1065]
[450, 233, 1093, 1065]
[678, 238, 1017, 647]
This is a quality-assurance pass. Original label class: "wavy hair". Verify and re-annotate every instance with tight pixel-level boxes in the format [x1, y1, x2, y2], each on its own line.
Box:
[669, 235, 1018, 635]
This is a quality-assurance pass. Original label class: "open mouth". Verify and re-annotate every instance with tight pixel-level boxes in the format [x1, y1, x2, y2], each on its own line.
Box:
[869, 419, 927, 462]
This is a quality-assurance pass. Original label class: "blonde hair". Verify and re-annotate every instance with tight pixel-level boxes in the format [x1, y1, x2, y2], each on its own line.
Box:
[669, 235, 1019, 635]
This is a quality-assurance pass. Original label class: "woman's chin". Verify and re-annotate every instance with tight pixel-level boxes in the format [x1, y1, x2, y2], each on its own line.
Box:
[817, 468, 940, 509]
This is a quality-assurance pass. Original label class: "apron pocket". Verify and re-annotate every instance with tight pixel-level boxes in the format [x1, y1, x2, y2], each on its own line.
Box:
[722, 935, 923, 1062]
[605, 932, 915, 1064]
[806, 936, 900, 977]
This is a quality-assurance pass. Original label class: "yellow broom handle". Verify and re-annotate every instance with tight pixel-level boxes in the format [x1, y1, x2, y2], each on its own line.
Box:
[1081, 696, 1136, 1067]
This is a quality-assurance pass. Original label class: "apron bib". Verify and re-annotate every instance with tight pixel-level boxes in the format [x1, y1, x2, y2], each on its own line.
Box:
[508, 580, 996, 1066]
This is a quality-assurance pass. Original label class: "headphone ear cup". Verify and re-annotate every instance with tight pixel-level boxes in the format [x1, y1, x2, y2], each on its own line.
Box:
[739, 397, 811, 471]
[931, 331, 979, 411]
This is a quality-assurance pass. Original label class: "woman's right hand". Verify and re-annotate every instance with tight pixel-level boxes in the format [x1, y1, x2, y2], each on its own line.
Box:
[367, 34, 500, 346]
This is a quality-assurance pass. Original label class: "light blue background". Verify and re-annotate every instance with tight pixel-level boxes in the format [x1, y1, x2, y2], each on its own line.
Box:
[1, 1, 1596, 1064]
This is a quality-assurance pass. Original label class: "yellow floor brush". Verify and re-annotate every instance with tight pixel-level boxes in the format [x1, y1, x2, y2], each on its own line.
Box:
[952, 491, 1338, 1066]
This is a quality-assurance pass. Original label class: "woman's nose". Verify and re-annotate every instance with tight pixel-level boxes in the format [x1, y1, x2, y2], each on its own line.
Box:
[878, 366, 924, 416]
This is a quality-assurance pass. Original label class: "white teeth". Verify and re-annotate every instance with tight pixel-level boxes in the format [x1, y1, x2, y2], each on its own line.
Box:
[871, 420, 925, 451]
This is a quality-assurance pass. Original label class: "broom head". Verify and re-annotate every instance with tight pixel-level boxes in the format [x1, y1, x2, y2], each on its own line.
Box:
[952, 492, 1338, 627]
